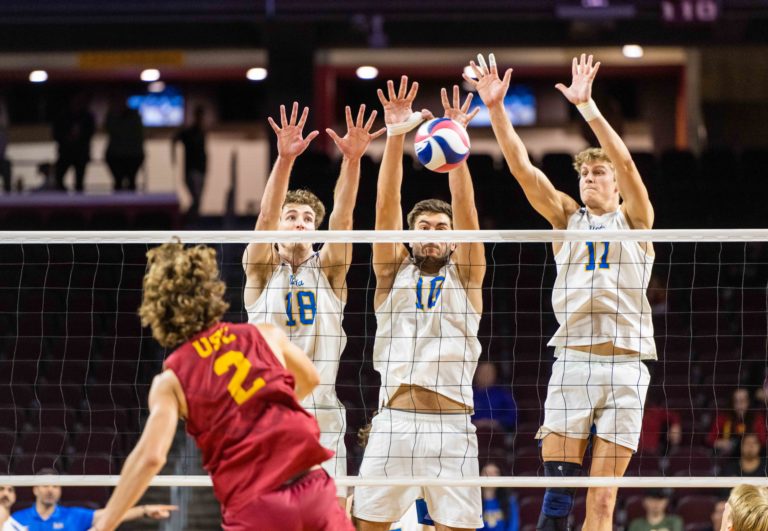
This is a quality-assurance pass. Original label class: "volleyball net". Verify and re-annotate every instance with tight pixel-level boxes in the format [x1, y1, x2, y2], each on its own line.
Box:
[1, 229, 767, 525]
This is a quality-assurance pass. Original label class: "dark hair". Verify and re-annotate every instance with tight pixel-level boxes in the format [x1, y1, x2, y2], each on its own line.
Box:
[406, 199, 453, 230]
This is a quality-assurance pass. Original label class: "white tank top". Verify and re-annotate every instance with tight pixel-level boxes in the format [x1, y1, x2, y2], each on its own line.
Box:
[548, 208, 656, 360]
[245, 252, 347, 408]
[373, 259, 482, 408]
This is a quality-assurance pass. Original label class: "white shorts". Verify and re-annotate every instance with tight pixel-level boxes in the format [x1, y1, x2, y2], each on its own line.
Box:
[353, 408, 483, 529]
[309, 403, 348, 498]
[536, 349, 650, 452]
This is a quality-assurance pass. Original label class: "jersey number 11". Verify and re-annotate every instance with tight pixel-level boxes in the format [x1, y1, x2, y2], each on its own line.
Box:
[586, 242, 610, 270]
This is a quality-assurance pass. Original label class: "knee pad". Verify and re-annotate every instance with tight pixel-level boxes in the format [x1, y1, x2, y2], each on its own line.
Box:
[536, 461, 582, 530]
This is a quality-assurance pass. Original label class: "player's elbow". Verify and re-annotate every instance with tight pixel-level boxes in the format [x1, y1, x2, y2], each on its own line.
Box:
[304, 365, 321, 391]
[140, 451, 167, 472]
[328, 212, 352, 230]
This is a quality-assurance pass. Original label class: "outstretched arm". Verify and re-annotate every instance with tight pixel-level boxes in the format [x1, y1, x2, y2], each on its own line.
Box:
[372, 76, 421, 300]
[257, 323, 320, 401]
[321, 104, 386, 294]
[555, 54, 654, 229]
[91, 372, 181, 531]
[438, 86, 486, 312]
[464, 54, 577, 229]
[242, 103, 319, 305]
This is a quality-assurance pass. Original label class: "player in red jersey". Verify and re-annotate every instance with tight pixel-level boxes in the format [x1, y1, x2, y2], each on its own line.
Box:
[90, 240, 353, 531]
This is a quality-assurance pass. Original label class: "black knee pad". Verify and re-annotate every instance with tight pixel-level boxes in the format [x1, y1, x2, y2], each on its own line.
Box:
[535, 461, 582, 531]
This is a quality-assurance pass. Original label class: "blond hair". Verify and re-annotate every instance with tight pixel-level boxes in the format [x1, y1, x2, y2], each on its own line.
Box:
[284, 189, 326, 228]
[406, 199, 453, 230]
[139, 240, 229, 348]
[728, 484, 768, 531]
[572, 147, 614, 175]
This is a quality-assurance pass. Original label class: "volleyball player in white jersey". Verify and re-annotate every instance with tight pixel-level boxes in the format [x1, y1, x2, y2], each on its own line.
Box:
[353, 77, 486, 531]
[466, 54, 655, 531]
[243, 102, 384, 507]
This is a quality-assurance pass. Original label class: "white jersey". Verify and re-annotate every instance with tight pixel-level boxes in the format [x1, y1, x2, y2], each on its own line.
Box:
[2, 518, 26, 531]
[373, 259, 482, 408]
[245, 252, 346, 408]
[549, 207, 656, 360]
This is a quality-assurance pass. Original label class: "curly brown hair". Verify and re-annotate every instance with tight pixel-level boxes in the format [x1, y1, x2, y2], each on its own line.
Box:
[284, 189, 326, 228]
[572, 147, 614, 175]
[406, 198, 453, 230]
[139, 240, 229, 348]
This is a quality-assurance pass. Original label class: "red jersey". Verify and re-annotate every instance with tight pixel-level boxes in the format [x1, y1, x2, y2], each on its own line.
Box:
[164, 321, 333, 514]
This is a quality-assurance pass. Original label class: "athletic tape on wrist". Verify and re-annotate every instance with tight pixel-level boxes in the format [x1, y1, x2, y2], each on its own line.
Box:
[576, 99, 602, 122]
[386, 112, 425, 137]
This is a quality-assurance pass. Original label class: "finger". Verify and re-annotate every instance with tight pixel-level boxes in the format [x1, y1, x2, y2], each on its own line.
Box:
[377, 88, 388, 106]
[356, 103, 366, 128]
[469, 60, 484, 79]
[304, 130, 320, 145]
[279, 104, 287, 126]
[267, 116, 280, 134]
[461, 92, 474, 114]
[364, 109, 378, 130]
[587, 54, 594, 70]
[502, 68, 513, 89]
[489, 53, 498, 76]
[370, 126, 387, 140]
[461, 72, 479, 88]
[440, 87, 451, 111]
[580, 53, 586, 73]
[421, 108, 435, 120]
[590, 61, 601, 80]
[387, 79, 396, 101]
[466, 107, 480, 124]
[325, 128, 342, 144]
[453, 84, 460, 110]
[406, 81, 419, 102]
[297, 106, 309, 130]
[477, 53, 489, 74]
[571, 57, 578, 78]
[555, 83, 569, 97]
[289, 101, 299, 125]
[345, 105, 354, 130]
[398, 75, 408, 99]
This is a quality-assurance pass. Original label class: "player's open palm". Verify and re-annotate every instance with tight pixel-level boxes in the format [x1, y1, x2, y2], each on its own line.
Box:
[268, 102, 319, 159]
[463, 53, 512, 108]
[555, 53, 601, 105]
[377, 75, 420, 125]
[441, 85, 480, 129]
[326, 104, 386, 159]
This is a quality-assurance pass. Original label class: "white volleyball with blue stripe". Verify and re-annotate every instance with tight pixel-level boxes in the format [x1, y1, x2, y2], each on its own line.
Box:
[414, 118, 470, 173]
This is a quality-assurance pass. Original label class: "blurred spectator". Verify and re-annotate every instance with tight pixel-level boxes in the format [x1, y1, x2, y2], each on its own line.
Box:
[647, 275, 668, 316]
[105, 99, 145, 191]
[52, 94, 95, 192]
[472, 362, 517, 431]
[480, 462, 520, 531]
[703, 498, 727, 531]
[721, 484, 768, 531]
[1, 485, 24, 530]
[707, 388, 767, 457]
[627, 489, 682, 531]
[0, 98, 11, 194]
[722, 433, 767, 478]
[173, 105, 208, 219]
[639, 402, 682, 455]
[11, 468, 175, 530]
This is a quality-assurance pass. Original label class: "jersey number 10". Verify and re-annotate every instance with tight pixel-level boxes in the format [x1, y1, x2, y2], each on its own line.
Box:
[586, 242, 610, 271]
[415, 276, 446, 309]
[285, 291, 317, 326]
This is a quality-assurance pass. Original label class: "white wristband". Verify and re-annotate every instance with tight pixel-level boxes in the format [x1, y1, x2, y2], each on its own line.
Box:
[386, 112, 425, 137]
[576, 99, 602, 122]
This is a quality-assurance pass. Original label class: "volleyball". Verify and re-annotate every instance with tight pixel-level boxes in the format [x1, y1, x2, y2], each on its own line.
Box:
[414, 117, 470, 173]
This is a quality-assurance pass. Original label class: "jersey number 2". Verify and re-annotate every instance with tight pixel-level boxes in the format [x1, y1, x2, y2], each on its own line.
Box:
[285, 291, 316, 326]
[586, 242, 610, 270]
[214, 350, 265, 405]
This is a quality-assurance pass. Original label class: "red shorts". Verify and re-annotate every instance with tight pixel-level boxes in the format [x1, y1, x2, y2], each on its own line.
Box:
[222, 469, 353, 531]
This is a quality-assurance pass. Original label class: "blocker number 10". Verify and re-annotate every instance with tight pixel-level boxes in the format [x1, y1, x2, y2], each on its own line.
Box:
[662, 0, 720, 23]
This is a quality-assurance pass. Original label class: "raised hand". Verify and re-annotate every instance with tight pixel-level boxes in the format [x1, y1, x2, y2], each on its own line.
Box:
[463, 53, 512, 109]
[377, 75, 420, 125]
[440, 85, 480, 128]
[326, 104, 386, 160]
[267, 102, 320, 160]
[555, 53, 601, 105]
